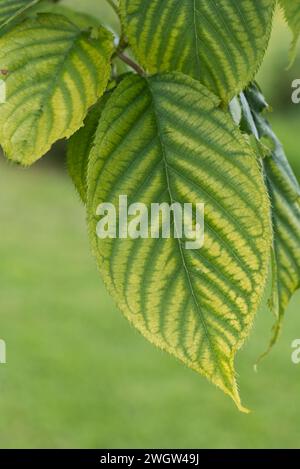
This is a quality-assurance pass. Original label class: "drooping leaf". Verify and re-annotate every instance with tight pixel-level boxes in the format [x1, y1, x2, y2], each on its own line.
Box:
[0, 13, 114, 165]
[120, 0, 275, 103]
[279, 0, 300, 65]
[262, 150, 300, 352]
[87, 72, 272, 410]
[242, 83, 300, 355]
[67, 93, 112, 203]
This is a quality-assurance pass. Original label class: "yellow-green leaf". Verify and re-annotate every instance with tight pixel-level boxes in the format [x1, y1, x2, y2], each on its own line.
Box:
[120, 0, 275, 103]
[279, 0, 300, 65]
[87, 72, 272, 410]
[0, 13, 114, 165]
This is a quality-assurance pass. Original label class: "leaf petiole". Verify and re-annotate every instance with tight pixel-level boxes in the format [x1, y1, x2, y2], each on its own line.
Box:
[117, 52, 145, 76]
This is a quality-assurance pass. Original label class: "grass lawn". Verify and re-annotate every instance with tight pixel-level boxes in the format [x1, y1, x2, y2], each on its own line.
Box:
[0, 0, 299, 449]
[0, 157, 299, 449]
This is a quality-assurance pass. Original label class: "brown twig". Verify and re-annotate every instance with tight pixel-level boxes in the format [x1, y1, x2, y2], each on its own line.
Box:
[117, 52, 145, 76]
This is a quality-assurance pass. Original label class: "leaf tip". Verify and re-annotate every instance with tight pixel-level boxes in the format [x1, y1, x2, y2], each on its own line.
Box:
[223, 371, 250, 414]
[230, 388, 251, 414]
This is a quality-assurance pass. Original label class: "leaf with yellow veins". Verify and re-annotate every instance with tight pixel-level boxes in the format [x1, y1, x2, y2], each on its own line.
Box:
[0, 13, 114, 165]
[120, 0, 276, 103]
[87, 72, 272, 411]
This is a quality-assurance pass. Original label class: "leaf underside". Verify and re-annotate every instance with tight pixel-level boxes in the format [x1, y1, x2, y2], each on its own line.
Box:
[87, 72, 272, 410]
[0, 13, 114, 165]
[243, 84, 300, 354]
[263, 151, 300, 348]
[120, 0, 275, 103]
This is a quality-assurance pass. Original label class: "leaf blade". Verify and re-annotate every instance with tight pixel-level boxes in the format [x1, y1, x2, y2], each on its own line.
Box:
[67, 93, 112, 203]
[0, 13, 114, 165]
[120, 0, 275, 102]
[87, 72, 272, 409]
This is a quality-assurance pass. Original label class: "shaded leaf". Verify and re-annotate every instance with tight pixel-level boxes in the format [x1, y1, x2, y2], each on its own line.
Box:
[67, 93, 112, 203]
[0, 0, 41, 30]
[242, 83, 300, 355]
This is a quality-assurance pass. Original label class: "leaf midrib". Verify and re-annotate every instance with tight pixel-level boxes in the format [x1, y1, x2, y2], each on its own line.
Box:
[146, 77, 225, 379]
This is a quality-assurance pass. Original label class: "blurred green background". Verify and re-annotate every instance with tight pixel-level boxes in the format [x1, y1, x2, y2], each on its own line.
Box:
[0, 1, 299, 449]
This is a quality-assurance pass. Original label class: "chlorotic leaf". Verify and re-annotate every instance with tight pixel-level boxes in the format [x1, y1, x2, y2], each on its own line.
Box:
[67, 93, 112, 203]
[0, 13, 114, 165]
[120, 0, 275, 103]
[87, 72, 272, 410]
[243, 84, 300, 357]
[279, 0, 300, 65]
